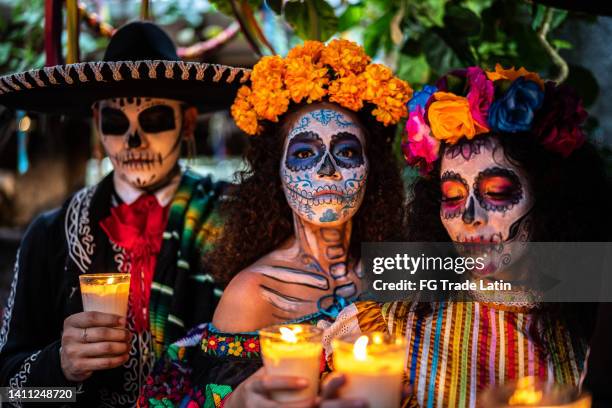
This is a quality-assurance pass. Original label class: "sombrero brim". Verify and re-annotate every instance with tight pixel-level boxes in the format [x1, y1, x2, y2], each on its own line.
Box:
[0, 60, 251, 115]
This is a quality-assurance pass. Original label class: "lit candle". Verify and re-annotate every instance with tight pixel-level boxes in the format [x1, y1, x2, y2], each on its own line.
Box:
[79, 273, 130, 323]
[332, 332, 406, 408]
[259, 324, 323, 403]
[479, 376, 592, 407]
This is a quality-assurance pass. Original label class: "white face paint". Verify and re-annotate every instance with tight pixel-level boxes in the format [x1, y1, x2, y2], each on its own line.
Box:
[281, 107, 369, 227]
[440, 136, 534, 277]
[96, 97, 183, 190]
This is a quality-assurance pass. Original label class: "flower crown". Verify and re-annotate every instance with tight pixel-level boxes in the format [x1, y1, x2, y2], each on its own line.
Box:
[402, 64, 588, 175]
[231, 39, 413, 136]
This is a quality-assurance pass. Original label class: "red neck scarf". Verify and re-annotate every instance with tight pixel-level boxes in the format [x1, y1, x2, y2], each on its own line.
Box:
[100, 194, 169, 332]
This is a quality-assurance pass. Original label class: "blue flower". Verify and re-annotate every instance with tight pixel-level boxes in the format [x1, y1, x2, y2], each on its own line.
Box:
[488, 77, 544, 133]
[407, 85, 437, 112]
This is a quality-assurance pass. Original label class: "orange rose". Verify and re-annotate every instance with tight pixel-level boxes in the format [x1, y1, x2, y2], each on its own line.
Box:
[486, 63, 544, 89]
[428, 92, 478, 144]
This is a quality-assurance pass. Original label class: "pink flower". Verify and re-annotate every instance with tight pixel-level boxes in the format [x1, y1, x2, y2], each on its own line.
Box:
[466, 66, 493, 133]
[402, 105, 440, 174]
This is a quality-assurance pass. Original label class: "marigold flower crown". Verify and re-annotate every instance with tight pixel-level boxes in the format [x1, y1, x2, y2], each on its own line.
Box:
[402, 64, 588, 175]
[231, 39, 413, 136]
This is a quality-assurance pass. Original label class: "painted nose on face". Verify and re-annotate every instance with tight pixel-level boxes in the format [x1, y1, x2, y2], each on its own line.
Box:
[317, 154, 340, 179]
[127, 132, 142, 148]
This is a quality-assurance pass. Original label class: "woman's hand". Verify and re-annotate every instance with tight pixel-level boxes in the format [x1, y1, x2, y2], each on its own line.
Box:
[319, 373, 367, 408]
[224, 368, 316, 408]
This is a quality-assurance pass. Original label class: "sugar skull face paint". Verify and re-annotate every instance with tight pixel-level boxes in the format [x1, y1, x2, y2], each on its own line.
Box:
[281, 107, 369, 226]
[440, 136, 534, 277]
[96, 97, 184, 190]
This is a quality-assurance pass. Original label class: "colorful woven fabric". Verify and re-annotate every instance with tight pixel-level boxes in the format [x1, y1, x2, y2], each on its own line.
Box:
[324, 301, 587, 408]
[149, 169, 225, 358]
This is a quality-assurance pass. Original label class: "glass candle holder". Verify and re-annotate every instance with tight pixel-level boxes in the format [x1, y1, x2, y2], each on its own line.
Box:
[479, 376, 592, 407]
[332, 331, 407, 408]
[259, 324, 323, 403]
[79, 273, 130, 322]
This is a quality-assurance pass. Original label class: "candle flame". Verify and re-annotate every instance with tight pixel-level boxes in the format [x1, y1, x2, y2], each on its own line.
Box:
[509, 377, 542, 405]
[279, 326, 302, 343]
[353, 335, 369, 361]
[107, 277, 115, 285]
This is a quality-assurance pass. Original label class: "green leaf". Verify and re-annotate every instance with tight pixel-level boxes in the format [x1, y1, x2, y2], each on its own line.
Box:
[266, 0, 283, 14]
[420, 29, 463, 77]
[338, 3, 365, 32]
[444, 5, 481, 37]
[363, 11, 393, 57]
[552, 39, 572, 50]
[285, 0, 338, 41]
[396, 53, 430, 86]
[413, 0, 446, 28]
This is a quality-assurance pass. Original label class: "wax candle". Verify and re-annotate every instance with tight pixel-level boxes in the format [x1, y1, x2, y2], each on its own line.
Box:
[259, 324, 323, 403]
[332, 332, 406, 408]
[479, 376, 592, 407]
[79, 273, 130, 322]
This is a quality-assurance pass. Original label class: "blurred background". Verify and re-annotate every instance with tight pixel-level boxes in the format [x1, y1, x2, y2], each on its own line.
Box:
[0, 0, 610, 299]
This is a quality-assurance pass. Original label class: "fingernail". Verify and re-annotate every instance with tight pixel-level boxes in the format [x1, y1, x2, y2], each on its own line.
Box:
[118, 317, 126, 326]
[296, 378, 308, 387]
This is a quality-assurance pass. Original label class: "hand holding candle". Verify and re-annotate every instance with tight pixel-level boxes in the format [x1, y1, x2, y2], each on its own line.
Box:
[332, 332, 407, 408]
[259, 324, 323, 403]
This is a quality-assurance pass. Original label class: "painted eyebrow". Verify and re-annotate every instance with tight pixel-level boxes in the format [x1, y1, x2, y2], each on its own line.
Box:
[287, 131, 323, 144]
[330, 132, 361, 142]
[475, 167, 522, 182]
[440, 170, 467, 183]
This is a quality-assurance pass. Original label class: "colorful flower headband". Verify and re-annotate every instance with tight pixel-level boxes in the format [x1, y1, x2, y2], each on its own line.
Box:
[231, 39, 413, 136]
[402, 64, 588, 174]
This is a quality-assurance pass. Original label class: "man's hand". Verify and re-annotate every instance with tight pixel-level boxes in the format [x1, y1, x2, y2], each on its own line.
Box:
[60, 312, 131, 382]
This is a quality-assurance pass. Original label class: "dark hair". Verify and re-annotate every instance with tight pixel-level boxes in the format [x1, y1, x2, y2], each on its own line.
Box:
[208, 102, 406, 283]
[406, 133, 612, 339]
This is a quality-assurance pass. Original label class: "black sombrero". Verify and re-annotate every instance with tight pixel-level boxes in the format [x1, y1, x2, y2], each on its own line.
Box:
[0, 21, 251, 115]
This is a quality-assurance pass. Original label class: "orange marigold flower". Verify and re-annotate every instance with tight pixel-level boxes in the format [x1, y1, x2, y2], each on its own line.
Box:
[285, 57, 329, 104]
[251, 55, 286, 92]
[321, 39, 371, 77]
[486, 63, 545, 89]
[328, 74, 367, 112]
[287, 40, 325, 62]
[361, 63, 394, 101]
[250, 87, 290, 123]
[230, 86, 260, 136]
[428, 92, 478, 144]
[370, 78, 412, 126]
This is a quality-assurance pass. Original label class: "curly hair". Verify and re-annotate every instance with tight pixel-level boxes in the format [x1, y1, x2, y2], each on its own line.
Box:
[405, 133, 612, 338]
[208, 102, 406, 283]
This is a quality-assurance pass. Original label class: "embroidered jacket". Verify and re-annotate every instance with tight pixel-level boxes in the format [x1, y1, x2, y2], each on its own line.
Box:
[0, 170, 225, 407]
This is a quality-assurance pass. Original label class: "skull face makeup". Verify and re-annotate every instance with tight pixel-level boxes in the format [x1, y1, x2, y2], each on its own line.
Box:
[281, 107, 369, 226]
[96, 97, 185, 190]
[440, 136, 534, 277]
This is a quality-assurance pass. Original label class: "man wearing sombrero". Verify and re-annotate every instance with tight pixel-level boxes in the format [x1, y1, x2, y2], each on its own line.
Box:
[0, 21, 249, 406]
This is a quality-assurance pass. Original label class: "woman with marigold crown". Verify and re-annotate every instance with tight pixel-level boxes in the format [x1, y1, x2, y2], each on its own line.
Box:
[139, 40, 410, 407]
[321, 65, 612, 407]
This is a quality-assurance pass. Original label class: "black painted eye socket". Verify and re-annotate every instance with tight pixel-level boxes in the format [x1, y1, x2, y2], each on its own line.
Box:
[100, 107, 129, 135]
[331, 132, 364, 169]
[138, 105, 176, 133]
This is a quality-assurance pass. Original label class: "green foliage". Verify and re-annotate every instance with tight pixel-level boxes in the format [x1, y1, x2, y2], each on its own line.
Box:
[0, 0, 45, 73]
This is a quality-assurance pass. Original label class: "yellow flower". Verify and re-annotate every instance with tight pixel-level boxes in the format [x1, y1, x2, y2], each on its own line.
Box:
[285, 56, 329, 104]
[251, 55, 286, 92]
[361, 63, 394, 101]
[321, 39, 371, 77]
[230, 86, 260, 136]
[287, 40, 325, 62]
[328, 74, 367, 112]
[428, 92, 477, 144]
[228, 341, 243, 357]
[250, 87, 290, 123]
[486, 63, 544, 89]
[370, 77, 412, 126]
